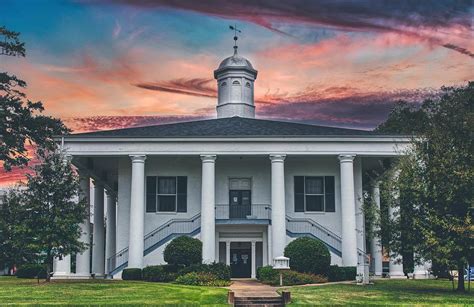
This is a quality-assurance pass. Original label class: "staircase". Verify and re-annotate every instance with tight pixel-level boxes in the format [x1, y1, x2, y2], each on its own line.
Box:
[286, 215, 369, 270]
[234, 296, 285, 307]
[286, 215, 342, 256]
[107, 213, 201, 276]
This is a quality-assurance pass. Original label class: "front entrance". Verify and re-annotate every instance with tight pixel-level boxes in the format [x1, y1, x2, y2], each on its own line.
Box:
[230, 242, 252, 278]
[229, 190, 251, 219]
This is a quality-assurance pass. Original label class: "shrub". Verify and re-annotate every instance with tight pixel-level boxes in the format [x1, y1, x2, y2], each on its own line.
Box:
[142, 265, 183, 282]
[122, 268, 142, 280]
[328, 265, 357, 281]
[175, 272, 230, 287]
[257, 265, 278, 281]
[284, 237, 331, 275]
[178, 262, 231, 281]
[16, 264, 47, 279]
[257, 265, 327, 286]
[164, 236, 202, 266]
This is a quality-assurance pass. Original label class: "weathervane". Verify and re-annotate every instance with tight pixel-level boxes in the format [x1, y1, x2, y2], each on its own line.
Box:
[229, 24, 241, 55]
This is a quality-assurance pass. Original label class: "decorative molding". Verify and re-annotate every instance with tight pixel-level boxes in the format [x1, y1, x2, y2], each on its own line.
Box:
[129, 155, 146, 163]
[338, 154, 356, 163]
[200, 154, 217, 163]
[269, 154, 286, 162]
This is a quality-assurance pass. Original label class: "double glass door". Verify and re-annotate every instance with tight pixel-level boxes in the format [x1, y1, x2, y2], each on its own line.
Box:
[229, 190, 251, 219]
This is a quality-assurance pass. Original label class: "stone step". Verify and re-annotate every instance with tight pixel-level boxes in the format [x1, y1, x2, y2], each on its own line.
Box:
[234, 296, 284, 306]
[234, 304, 283, 307]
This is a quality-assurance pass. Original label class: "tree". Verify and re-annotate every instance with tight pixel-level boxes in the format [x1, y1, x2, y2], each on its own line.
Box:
[0, 187, 37, 272]
[0, 26, 68, 171]
[376, 83, 473, 292]
[11, 150, 87, 281]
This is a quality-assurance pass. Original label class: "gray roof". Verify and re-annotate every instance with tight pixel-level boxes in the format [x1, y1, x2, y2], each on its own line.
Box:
[69, 117, 380, 138]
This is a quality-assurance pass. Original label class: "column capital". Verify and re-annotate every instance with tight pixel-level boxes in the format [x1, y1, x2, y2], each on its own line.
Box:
[200, 154, 217, 163]
[130, 155, 146, 163]
[338, 154, 356, 163]
[269, 154, 286, 162]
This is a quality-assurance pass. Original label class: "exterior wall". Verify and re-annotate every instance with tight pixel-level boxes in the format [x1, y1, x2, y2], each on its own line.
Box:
[115, 155, 347, 269]
[143, 156, 202, 234]
[285, 156, 342, 235]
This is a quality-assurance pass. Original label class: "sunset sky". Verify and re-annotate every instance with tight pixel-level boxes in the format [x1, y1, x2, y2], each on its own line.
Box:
[1, 0, 473, 185]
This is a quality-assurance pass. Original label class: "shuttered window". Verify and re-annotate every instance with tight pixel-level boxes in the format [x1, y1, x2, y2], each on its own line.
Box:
[145, 176, 187, 213]
[294, 176, 336, 213]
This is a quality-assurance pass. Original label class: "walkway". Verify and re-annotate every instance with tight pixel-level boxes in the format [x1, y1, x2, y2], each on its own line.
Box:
[229, 279, 279, 297]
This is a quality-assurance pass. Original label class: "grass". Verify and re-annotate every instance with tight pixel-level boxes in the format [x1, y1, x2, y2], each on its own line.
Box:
[284, 279, 473, 305]
[1, 277, 472, 306]
[0, 276, 228, 306]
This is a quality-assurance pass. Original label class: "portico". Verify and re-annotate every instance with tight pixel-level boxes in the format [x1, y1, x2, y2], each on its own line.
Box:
[54, 44, 414, 280]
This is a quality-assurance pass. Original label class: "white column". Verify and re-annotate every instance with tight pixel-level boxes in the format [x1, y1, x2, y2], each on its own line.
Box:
[262, 231, 268, 266]
[201, 155, 216, 263]
[388, 204, 405, 279]
[251, 241, 256, 279]
[270, 154, 286, 260]
[53, 254, 71, 278]
[226, 241, 231, 265]
[128, 155, 146, 269]
[92, 182, 105, 277]
[215, 232, 220, 261]
[339, 155, 358, 267]
[105, 191, 116, 276]
[76, 175, 91, 278]
[371, 182, 383, 276]
[267, 224, 273, 265]
[413, 255, 430, 279]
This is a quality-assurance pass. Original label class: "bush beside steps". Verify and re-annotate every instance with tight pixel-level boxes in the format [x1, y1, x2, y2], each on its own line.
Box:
[16, 264, 47, 279]
[121, 263, 231, 286]
[257, 266, 327, 286]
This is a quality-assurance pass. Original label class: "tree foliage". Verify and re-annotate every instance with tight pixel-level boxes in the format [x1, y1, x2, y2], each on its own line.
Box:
[0, 26, 68, 171]
[1, 150, 87, 280]
[376, 82, 473, 291]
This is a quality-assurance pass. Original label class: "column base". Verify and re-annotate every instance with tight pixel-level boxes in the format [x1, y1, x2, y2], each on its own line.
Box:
[389, 273, 406, 279]
[374, 271, 383, 277]
[413, 271, 430, 279]
[73, 273, 92, 279]
[51, 273, 74, 280]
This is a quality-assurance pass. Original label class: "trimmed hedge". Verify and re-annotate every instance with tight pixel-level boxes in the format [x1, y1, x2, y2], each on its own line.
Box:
[284, 237, 331, 275]
[175, 272, 230, 286]
[16, 264, 47, 279]
[142, 265, 183, 282]
[257, 265, 327, 286]
[122, 268, 142, 280]
[164, 236, 202, 266]
[178, 262, 231, 281]
[328, 265, 357, 281]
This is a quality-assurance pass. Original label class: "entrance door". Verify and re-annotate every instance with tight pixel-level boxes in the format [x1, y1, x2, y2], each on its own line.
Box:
[229, 190, 251, 219]
[230, 247, 252, 278]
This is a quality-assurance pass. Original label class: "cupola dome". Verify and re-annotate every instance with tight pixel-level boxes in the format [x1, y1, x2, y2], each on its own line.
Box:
[214, 45, 258, 119]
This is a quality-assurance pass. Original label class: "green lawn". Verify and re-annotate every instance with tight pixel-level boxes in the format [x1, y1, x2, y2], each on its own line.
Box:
[1, 277, 472, 306]
[0, 276, 228, 306]
[284, 279, 473, 306]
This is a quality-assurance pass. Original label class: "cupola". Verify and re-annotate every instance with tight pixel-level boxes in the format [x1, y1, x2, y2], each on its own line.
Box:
[214, 29, 258, 118]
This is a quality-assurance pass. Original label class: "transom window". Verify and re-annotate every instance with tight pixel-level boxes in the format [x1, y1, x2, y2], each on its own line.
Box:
[232, 80, 240, 85]
[146, 176, 187, 213]
[294, 176, 335, 212]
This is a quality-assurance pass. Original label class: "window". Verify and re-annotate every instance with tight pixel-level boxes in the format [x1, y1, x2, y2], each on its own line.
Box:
[146, 176, 187, 213]
[221, 81, 227, 86]
[245, 82, 251, 88]
[232, 80, 240, 85]
[294, 176, 335, 212]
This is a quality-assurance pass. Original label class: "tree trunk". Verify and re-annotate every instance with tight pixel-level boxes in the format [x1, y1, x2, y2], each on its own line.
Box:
[45, 254, 52, 282]
[457, 264, 465, 292]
